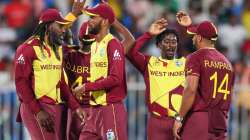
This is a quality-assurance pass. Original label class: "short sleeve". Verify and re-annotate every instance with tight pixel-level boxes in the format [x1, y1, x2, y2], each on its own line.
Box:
[185, 53, 201, 77]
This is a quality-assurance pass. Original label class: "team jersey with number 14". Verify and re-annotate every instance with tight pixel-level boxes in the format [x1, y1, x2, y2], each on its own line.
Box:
[185, 48, 235, 111]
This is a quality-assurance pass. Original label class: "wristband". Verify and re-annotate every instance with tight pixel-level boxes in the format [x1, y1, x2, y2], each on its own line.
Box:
[174, 114, 184, 123]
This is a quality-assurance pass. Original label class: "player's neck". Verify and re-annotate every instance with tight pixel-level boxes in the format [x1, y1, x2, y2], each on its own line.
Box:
[96, 28, 109, 42]
[199, 42, 215, 50]
[161, 55, 174, 60]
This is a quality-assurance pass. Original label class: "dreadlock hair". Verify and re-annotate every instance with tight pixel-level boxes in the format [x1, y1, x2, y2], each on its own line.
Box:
[28, 22, 61, 60]
[155, 28, 179, 46]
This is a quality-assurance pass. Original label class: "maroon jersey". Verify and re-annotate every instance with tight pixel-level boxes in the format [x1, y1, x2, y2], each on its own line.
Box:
[63, 38, 127, 106]
[63, 46, 91, 106]
[185, 48, 234, 112]
[14, 38, 79, 121]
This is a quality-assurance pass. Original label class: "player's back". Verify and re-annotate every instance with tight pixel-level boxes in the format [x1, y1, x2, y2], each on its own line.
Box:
[188, 48, 234, 112]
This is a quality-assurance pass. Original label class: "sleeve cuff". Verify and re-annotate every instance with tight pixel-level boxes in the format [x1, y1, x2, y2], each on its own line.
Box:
[84, 83, 92, 92]
[27, 100, 42, 115]
[187, 73, 200, 77]
[65, 12, 77, 22]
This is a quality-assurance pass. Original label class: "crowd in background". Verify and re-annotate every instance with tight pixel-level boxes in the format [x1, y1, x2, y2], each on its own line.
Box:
[0, 0, 250, 139]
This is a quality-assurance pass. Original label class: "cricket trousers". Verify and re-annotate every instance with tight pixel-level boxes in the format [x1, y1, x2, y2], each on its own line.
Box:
[67, 102, 128, 140]
[181, 111, 227, 140]
[147, 113, 175, 140]
[20, 102, 66, 140]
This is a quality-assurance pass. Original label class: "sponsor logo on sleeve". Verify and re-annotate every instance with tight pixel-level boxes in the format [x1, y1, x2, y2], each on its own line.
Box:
[113, 49, 121, 60]
[17, 54, 25, 64]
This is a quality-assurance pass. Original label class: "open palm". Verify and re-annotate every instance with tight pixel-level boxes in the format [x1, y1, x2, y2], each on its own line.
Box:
[148, 18, 168, 36]
[176, 11, 192, 27]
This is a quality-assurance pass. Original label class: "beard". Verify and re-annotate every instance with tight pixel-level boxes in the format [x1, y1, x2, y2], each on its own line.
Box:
[89, 23, 101, 35]
[48, 30, 63, 46]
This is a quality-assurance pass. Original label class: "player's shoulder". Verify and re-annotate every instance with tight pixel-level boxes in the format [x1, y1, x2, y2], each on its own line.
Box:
[108, 37, 123, 52]
[109, 37, 121, 46]
[16, 37, 39, 55]
[186, 51, 200, 60]
[175, 56, 186, 61]
[26, 37, 41, 46]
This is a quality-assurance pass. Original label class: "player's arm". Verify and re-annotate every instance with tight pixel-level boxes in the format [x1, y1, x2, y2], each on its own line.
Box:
[126, 32, 151, 73]
[173, 75, 199, 139]
[15, 45, 41, 114]
[173, 54, 200, 139]
[127, 18, 167, 73]
[62, 1, 86, 50]
[64, 0, 86, 25]
[176, 11, 192, 27]
[179, 75, 199, 117]
[60, 69, 86, 121]
[112, 19, 135, 54]
[60, 69, 80, 110]
[15, 44, 55, 132]
[73, 39, 124, 93]
[85, 39, 124, 92]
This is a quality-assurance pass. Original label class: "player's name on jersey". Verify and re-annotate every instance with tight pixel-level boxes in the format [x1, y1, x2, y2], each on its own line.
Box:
[40, 64, 61, 70]
[204, 60, 232, 71]
[65, 62, 89, 74]
[65, 61, 108, 74]
[91, 62, 108, 67]
[150, 70, 185, 77]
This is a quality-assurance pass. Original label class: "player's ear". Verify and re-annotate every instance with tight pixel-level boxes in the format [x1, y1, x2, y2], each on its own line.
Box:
[45, 23, 50, 34]
[46, 22, 53, 32]
[197, 35, 202, 42]
[157, 43, 161, 49]
[101, 19, 109, 27]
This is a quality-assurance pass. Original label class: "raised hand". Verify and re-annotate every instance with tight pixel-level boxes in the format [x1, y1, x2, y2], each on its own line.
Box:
[176, 11, 192, 27]
[148, 18, 168, 36]
[36, 110, 55, 132]
[72, 0, 86, 17]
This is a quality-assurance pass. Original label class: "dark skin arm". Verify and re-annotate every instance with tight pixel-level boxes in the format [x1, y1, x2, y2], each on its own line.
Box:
[173, 75, 199, 139]
[112, 19, 135, 54]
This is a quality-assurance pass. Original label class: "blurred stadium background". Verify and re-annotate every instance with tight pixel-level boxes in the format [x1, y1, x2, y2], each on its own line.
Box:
[0, 0, 250, 140]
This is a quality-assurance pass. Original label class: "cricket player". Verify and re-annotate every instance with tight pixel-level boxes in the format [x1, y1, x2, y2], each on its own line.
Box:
[63, 21, 94, 140]
[63, 18, 133, 140]
[126, 18, 186, 140]
[173, 12, 235, 140]
[14, 1, 87, 140]
[71, 3, 130, 140]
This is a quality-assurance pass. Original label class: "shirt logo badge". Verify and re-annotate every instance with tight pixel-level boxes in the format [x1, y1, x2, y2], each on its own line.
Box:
[113, 49, 121, 60]
[100, 48, 105, 57]
[175, 61, 183, 67]
[106, 129, 115, 140]
[17, 54, 25, 64]
[153, 59, 161, 66]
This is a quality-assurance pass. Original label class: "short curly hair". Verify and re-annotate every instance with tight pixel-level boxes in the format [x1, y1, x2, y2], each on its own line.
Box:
[155, 28, 179, 46]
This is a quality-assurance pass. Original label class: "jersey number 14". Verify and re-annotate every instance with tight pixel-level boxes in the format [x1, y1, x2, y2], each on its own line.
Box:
[209, 72, 230, 100]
